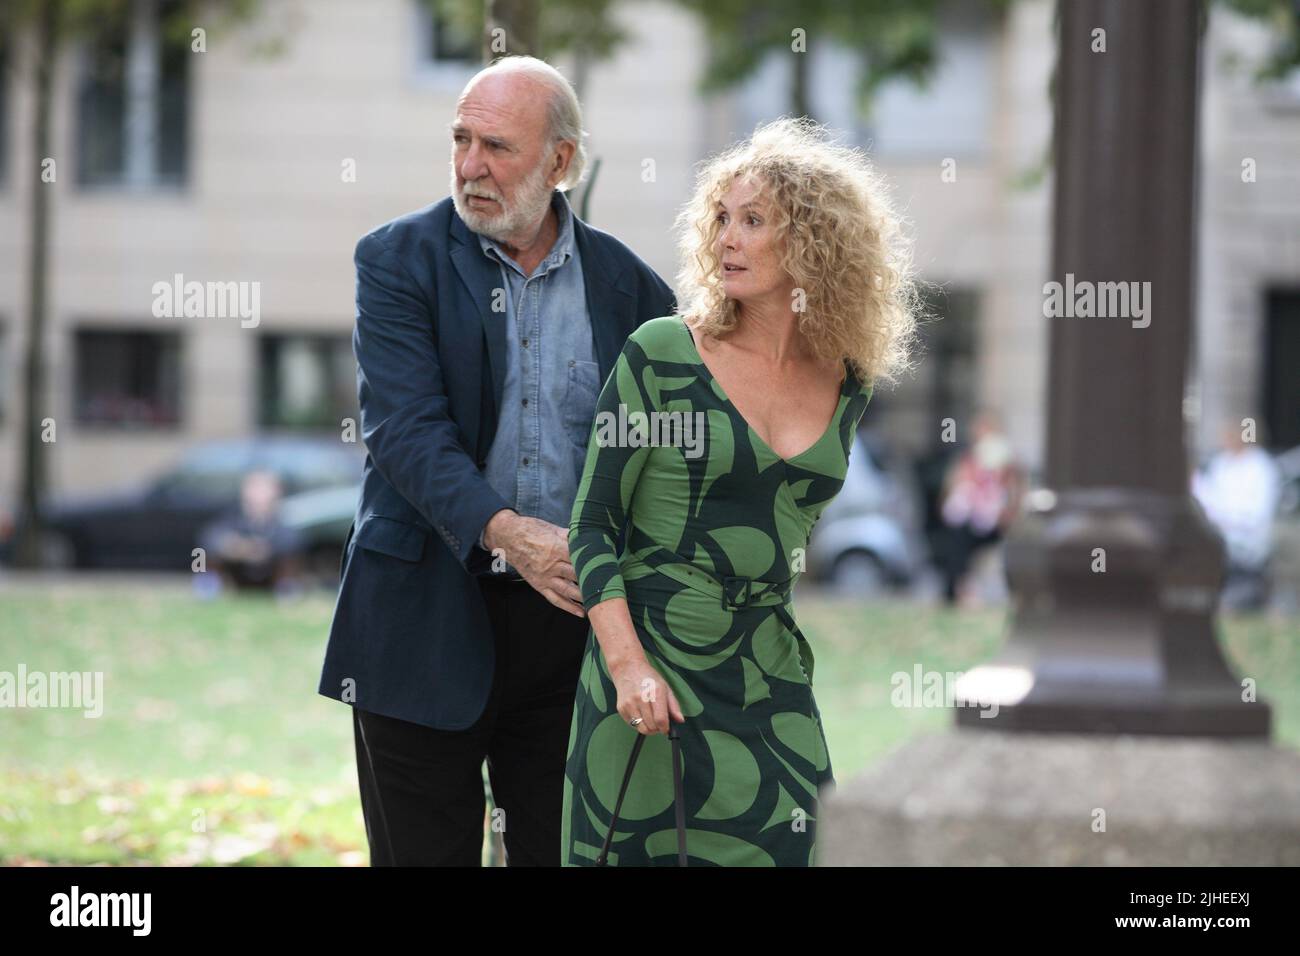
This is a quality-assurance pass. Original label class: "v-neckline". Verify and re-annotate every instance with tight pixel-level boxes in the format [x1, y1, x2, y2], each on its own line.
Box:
[679, 316, 851, 464]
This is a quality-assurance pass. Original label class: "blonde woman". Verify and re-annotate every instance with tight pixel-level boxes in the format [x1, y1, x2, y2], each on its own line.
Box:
[562, 118, 921, 866]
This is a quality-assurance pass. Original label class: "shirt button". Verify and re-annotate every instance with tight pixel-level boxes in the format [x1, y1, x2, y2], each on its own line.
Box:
[522, 338, 529, 348]
[522, 457, 530, 465]
[568, 359, 575, 367]
[522, 398, 528, 406]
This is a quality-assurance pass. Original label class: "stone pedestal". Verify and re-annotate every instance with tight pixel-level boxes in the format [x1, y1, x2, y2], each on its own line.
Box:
[954, 488, 1271, 736]
[818, 730, 1300, 865]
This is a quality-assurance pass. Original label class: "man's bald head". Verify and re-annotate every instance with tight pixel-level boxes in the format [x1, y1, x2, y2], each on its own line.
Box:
[459, 56, 587, 191]
[449, 56, 586, 245]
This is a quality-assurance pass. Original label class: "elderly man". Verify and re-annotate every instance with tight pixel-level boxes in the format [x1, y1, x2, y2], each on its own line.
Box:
[318, 56, 675, 866]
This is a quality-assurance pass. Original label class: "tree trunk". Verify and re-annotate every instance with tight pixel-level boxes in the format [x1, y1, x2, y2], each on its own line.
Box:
[484, 0, 540, 60]
[791, 42, 810, 120]
[14, 0, 59, 568]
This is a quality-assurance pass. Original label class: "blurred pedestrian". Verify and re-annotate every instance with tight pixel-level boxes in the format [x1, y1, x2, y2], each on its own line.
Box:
[937, 410, 1024, 606]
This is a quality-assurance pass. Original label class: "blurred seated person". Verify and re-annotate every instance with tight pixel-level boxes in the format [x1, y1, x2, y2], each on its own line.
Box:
[198, 470, 305, 594]
[1191, 419, 1282, 611]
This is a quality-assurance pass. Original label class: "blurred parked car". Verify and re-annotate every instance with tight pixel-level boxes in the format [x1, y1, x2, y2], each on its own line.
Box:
[805, 433, 928, 596]
[1, 437, 362, 570]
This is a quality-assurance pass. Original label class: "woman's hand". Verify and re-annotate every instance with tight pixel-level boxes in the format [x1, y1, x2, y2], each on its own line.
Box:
[610, 656, 685, 736]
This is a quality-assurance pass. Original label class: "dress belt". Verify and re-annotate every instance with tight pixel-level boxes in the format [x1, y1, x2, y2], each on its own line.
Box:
[633, 545, 796, 610]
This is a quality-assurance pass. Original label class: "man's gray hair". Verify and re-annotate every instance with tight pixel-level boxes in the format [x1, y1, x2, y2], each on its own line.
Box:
[480, 55, 588, 191]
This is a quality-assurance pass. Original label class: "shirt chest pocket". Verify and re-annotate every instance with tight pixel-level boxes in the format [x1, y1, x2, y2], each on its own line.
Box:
[563, 359, 602, 446]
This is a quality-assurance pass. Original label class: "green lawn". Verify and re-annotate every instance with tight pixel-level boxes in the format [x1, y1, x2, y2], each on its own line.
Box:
[1, 580, 1295, 865]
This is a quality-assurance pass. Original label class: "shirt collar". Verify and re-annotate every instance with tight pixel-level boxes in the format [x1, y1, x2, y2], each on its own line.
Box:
[478, 190, 575, 275]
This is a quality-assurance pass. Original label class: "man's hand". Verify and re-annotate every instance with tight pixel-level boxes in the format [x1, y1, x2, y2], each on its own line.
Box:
[484, 511, 586, 618]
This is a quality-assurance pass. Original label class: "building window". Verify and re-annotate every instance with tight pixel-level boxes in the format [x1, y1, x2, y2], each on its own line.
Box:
[867, 285, 980, 459]
[411, 1, 479, 88]
[76, 0, 189, 188]
[258, 334, 358, 431]
[74, 328, 182, 426]
[1264, 288, 1300, 450]
[883, 286, 982, 574]
[923, 287, 980, 428]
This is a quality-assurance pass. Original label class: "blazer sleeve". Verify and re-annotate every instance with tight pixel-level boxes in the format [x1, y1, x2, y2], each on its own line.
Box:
[352, 230, 510, 568]
[568, 335, 659, 611]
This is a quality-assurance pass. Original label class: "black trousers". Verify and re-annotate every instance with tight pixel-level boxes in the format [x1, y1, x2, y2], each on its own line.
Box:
[352, 576, 590, 866]
[941, 524, 1003, 603]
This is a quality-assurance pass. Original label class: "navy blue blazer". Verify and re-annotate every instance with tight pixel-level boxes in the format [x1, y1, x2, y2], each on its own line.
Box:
[318, 195, 676, 731]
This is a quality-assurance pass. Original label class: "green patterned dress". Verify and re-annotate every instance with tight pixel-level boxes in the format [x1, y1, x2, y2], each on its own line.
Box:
[562, 314, 874, 866]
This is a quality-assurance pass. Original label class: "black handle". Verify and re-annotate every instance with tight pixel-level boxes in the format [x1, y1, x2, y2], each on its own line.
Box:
[595, 724, 687, 866]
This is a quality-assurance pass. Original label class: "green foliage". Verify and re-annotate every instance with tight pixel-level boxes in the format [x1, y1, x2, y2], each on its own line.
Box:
[674, 0, 976, 118]
[672, 0, 1298, 121]
[1218, 0, 1300, 79]
[424, 0, 630, 61]
[0, 0, 261, 42]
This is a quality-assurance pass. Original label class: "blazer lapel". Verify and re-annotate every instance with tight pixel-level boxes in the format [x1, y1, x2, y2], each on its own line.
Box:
[573, 216, 633, 382]
[449, 211, 508, 418]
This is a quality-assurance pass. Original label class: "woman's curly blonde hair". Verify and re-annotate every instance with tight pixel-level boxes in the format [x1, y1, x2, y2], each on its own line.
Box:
[674, 117, 923, 389]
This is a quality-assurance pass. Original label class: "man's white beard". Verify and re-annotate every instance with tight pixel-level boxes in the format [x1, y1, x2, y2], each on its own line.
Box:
[451, 159, 554, 244]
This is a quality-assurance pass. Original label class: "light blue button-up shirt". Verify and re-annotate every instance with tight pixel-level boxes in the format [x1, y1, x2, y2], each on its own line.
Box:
[477, 190, 598, 570]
